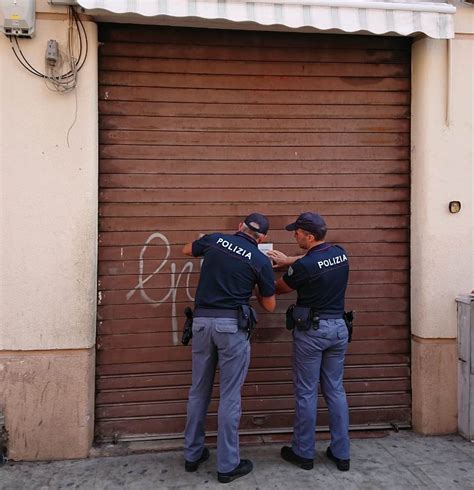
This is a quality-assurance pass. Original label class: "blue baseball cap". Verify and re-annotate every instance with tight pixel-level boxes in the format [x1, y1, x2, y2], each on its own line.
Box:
[244, 213, 269, 235]
[285, 212, 326, 236]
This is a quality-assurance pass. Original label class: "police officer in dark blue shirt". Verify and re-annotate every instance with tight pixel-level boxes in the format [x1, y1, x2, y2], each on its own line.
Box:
[267, 212, 351, 472]
[182, 213, 276, 484]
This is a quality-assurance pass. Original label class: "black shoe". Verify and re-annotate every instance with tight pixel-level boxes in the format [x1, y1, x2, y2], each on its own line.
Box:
[185, 447, 210, 472]
[217, 459, 253, 483]
[326, 446, 350, 471]
[280, 446, 314, 470]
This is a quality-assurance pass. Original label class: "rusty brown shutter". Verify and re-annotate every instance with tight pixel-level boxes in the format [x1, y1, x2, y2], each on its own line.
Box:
[96, 24, 411, 442]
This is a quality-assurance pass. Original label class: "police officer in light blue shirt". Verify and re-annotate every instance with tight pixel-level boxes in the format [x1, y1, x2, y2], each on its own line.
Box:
[182, 213, 276, 484]
[268, 212, 351, 472]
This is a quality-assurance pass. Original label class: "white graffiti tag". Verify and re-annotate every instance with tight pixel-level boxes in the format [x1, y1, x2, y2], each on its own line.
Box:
[127, 232, 196, 345]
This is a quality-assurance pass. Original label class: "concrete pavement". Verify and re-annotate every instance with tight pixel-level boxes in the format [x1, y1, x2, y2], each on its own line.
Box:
[1, 431, 473, 489]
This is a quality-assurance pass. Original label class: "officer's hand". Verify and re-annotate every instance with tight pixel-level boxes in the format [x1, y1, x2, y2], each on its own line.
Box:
[267, 250, 290, 268]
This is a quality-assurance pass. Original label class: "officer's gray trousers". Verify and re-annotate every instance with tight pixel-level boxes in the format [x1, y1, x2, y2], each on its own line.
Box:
[291, 318, 350, 460]
[184, 316, 250, 473]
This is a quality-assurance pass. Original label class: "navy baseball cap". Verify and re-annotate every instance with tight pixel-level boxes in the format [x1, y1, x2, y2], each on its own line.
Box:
[285, 212, 326, 235]
[244, 213, 269, 235]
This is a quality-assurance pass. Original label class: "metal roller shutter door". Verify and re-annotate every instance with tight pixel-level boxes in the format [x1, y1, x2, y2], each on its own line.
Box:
[96, 24, 411, 442]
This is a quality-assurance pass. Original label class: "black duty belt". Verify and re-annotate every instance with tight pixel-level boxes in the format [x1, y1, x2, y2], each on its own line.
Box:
[193, 308, 239, 319]
[317, 313, 344, 320]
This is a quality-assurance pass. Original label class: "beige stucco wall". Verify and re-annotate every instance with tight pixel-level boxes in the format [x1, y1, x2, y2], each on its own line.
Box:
[411, 36, 473, 340]
[0, 12, 98, 350]
[411, 2, 474, 433]
[453, 0, 474, 297]
[0, 2, 98, 459]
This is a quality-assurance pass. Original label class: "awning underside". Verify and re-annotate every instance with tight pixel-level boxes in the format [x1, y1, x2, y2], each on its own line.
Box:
[78, 0, 455, 39]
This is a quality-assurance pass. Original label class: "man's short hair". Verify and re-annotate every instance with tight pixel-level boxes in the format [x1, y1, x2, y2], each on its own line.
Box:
[241, 222, 264, 240]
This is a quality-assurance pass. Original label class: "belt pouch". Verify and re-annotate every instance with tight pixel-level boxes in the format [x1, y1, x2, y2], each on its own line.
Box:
[292, 305, 312, 331]
[238, 305, 258, 329]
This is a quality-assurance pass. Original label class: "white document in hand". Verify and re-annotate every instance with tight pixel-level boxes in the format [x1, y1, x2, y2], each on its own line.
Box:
[258, 243, 273, 256]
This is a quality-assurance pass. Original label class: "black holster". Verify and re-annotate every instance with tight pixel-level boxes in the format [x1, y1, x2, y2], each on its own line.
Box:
[286, 305, 295, 330]
[343, 310, 354, 342]
[239, 304, 258, 339]
[181, 306, 193, 346]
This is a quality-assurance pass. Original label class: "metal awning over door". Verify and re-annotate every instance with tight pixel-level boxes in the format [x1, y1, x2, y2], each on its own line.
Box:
[96, 24, 411, 442]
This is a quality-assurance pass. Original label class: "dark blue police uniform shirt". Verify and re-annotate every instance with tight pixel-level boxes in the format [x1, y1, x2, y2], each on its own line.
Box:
[192, 231, 275, 309]
[283, 243, 349, 315]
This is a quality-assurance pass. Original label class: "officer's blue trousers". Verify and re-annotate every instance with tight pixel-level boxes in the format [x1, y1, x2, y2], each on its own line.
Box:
[184, 316, 250, 473]
[291, 318, 350, 461]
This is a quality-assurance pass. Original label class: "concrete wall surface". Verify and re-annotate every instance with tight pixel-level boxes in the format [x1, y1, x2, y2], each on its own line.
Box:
[411, 37, 473, 340]
[410, 3, 474, 433]
[0, 349, 95, 460]
[0, 4, 98, 459]
[411, 338, 458, 434]
[0, 16, 98, 350]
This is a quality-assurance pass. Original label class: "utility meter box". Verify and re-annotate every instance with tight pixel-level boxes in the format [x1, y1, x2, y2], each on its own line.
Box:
[457, 294, 474, 442]
[0, 0, 36, 37]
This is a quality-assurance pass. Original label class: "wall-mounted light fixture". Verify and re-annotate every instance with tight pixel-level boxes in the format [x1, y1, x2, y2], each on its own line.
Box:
[449, 201, 461, 213]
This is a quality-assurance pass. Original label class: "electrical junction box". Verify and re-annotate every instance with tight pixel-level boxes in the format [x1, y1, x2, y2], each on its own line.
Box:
[0, 0, 36, 37]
